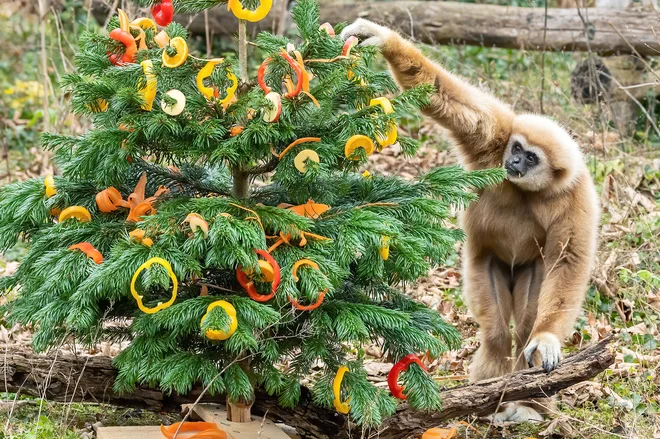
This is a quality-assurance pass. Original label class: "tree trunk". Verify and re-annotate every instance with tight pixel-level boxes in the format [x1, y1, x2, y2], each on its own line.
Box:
[91, 1, 660, 56]
[2, 337, 614, 439]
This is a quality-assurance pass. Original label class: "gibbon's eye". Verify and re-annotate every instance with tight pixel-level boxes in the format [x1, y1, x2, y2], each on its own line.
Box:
[526, 152, 538, 165]
[512, 142, 523, 154]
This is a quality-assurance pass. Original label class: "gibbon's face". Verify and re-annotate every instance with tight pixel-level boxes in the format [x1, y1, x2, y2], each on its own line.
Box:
[502, 135, 552, 191]
[505, 114, 584, 193]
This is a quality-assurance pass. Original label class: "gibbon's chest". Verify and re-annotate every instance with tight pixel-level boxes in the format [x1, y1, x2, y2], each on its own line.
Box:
[461, 184, 546, 265]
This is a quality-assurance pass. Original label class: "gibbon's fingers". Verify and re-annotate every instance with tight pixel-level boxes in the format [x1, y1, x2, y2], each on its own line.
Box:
[340, 18, 392, 47]
[491, 403, 544, 423]
[524, 332, 561, 372]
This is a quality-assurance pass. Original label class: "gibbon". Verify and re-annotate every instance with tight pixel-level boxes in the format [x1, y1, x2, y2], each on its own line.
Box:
[341, 20, 599, 421]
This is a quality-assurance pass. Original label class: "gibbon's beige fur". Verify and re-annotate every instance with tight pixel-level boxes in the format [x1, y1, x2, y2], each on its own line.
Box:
[341, 20, 599, 422]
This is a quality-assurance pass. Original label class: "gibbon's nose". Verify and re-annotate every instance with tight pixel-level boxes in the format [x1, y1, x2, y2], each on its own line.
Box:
[505, 155, 527, 177]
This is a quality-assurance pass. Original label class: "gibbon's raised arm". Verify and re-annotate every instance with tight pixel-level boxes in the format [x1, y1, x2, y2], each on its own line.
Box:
[341, 19, 515, 169]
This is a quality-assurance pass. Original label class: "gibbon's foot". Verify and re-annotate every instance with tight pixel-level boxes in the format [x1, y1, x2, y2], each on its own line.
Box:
[340, 18, 393, 47]
[490, 403, 544, 424]
[524, 332, 561, 372]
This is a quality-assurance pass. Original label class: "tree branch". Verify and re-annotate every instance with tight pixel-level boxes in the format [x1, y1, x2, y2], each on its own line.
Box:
[2, 337, 614, 439]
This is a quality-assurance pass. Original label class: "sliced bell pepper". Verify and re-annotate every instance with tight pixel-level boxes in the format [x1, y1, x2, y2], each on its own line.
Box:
[139, 60, 157, 111]
[332, 366, 351, 414]
[387, 354, 427, 400]
[96, 187, 127, 213]
[130, 257, 178, 314]
[290, 258, 327, 311]
[44, 175, 56, 198]
[369, 97, 398, 148]
[161, 422, 227, 439]
[117, 9, 130, 32]
[257, 50, 303, 98]
[380, 236, 390, 260]
[131, 17, 157, 34]
[108, 28, 137, 65]
[201, 300, 238, 341]
[59, 206, 92, 223]
[129, 229, 153, 247]
[183, 213, 209, 238]
[286, 199, 330, 219]
[274, 137, 321, 159]
[236, 249, 280, 302]
[227, 0, 272, 22]
[196, 58, 224, 99]
[69, 242, 104, 264]
[151, 0, 174, 27]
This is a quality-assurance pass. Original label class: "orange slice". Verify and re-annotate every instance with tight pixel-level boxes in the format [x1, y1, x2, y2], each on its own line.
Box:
[162, 37, 188, 68]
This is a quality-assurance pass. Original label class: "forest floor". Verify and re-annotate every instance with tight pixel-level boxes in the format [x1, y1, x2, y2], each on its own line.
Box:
[0, 1, 659, 438]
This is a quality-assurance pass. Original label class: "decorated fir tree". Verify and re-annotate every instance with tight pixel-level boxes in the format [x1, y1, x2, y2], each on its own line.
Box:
[0, 0, 503, 427]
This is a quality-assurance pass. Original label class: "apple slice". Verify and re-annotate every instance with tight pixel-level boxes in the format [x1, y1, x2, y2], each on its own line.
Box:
[294, 149, 320, 173]
[161, 89, 186, 116]
[263, 92, 282, 123]
[342, 36, 358, 57]
[319, 22, 335, 36]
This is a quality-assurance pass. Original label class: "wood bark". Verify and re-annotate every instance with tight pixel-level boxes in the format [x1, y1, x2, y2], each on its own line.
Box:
[2, 337, 614, 439]
[91, 1, 660, 56]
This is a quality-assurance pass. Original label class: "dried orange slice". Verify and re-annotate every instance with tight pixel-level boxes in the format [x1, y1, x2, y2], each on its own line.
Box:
[294, 149, 319, 173]
[344, 135, 375, 160]
[162, 37, 188, 68]
[59, 206, 92, 223]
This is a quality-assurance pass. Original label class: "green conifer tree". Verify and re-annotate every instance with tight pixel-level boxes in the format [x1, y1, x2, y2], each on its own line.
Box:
[0, 0, 503, 426]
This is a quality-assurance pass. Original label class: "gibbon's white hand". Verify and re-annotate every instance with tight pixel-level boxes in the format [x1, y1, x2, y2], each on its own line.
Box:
[524, 332, 561, 372]
[340, 18, 393, 47]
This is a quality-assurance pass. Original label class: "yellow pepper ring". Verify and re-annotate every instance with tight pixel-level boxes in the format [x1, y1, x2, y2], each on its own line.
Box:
[201, 300, 238, 340]
[59, 206, 92, 223]
[131, 17, 158, 34]
[380, 236, 390, 260]
[333, 366, 351, 414]
[227, 0, 272, 22]
[44, 175, 57, 198]
[117, 8, 130, 32]
[196, 59, 224, 99]
[369, 97, 398, 148]
[220, 71, 239, 105]
[130, 257, 178, 314]
[139, 60, 157, 111]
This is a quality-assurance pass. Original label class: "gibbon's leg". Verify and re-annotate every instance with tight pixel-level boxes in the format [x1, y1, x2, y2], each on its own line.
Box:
[512, 260, 544, 371]
[463, 250, 514, 382]
[340, 19, 515, 168]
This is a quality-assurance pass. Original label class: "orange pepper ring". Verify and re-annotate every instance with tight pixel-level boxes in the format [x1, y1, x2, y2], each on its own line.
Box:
[290, 259, 327, 311]
[160, 422, 227, 439]
[69, 242, 104, 264]
[130, 257, 178, 314]
[236, 249, 281, 302]
[275, 137, 321, 159]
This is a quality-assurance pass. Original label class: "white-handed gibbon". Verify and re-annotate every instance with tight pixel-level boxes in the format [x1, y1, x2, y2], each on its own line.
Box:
[341, 20, 599, 422]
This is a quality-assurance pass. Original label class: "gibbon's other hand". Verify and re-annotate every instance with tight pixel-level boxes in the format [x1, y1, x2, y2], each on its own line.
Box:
[340, 18, 394, 48]
[524, 332, 561, 372]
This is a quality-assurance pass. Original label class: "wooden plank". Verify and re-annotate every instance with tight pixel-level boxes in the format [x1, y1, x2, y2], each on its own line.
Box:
[96, 426, 163, 439]
[183, 403, 294, 439]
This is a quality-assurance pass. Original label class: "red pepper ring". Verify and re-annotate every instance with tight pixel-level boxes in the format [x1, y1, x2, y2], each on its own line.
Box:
[236, 249, 281, 302]
[387, 354, 427, 400]
[151, 0, 174, 27]
[257, 50, 303, 98]
[108, 28, 137, 65]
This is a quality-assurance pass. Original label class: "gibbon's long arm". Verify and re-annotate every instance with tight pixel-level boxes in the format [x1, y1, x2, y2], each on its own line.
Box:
[341, 19, 516, 169]
[524, 188, 596, 372]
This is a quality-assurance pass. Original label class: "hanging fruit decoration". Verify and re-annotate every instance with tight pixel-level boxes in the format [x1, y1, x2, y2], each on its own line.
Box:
[129, 229, 154, 247]
[151, 0, 174, 27]
[162, 37, 188, 68]
[196, 59, 238, 106]
[272, 137, 321, 159]
[258, 50, 303, 98]
[108, 28, 137, 65]
[227, 0, 272, 22]
[154, 30, 170, 48]
[294, 150, 320, 173]
[379, 236, 391, 260]
[362, 170, 372, 179]
[290, 259, 327, 311]
[344, 135, 375, 161]
[131, 17, 157, 34]
[69, 242, 104, 264]
[230, 126, 244, 137]
[44, 175, 56, 198]
[342, 36, 359, 57]
[86, 99, 108, 113]
[332, 366, 351, 414]
[201, 300, 238, 340]
[319, 22, 335, 36]
[286, 199, 331, 219]
[236, 249, 281, 302]
[369, 97, 398, 148]
[59, 206, 92, 223]
[126, 173, 168, 222]
[161, 89, 186, 116]
[130, 257, 178, 314]
[139, 60, 158, 111]
[387, 354, 427, 400]
[183, 213, 209, 239]
[262, 92, 282, 123]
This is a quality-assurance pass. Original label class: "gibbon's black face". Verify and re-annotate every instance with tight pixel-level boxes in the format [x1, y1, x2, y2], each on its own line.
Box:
[505, 141, 539, 178]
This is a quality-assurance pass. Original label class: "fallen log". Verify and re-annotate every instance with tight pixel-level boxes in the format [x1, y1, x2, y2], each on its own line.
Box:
[90, 1, 660, 56]
[2, 337, 614, 439]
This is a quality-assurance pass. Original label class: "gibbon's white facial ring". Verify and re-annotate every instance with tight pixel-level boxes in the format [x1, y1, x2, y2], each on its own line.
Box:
[503, 135, 553, 191]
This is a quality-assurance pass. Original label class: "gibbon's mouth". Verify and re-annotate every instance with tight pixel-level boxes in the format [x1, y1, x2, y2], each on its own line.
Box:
[505, 165, 525, 179]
